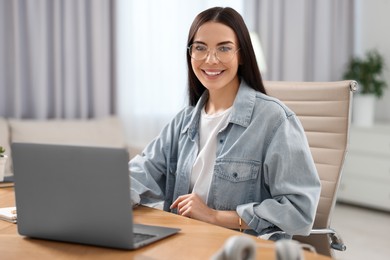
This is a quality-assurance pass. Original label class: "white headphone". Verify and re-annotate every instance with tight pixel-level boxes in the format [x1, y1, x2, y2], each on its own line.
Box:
[211, 235, 310, 260]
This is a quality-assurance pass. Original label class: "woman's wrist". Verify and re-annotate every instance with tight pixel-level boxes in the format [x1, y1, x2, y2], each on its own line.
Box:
[212, 210, 245, 230]
[208, 208, 218, 225]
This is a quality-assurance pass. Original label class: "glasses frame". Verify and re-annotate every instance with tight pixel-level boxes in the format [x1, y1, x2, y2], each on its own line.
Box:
[187, 44, 240, 63]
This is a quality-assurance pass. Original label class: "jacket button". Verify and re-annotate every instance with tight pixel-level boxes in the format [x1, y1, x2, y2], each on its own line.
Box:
[232, 172, 238, 178]
[219, 139, 224, 143]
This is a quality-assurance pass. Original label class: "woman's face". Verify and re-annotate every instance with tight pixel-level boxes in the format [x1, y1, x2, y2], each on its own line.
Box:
[190, 22, 240, 93]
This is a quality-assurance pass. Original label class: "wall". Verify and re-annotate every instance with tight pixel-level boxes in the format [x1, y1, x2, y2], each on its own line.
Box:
[356, 0, 390, 122]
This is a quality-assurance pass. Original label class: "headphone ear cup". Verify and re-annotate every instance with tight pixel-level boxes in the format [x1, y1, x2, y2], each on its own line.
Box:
[224, 235, 256, 260]
[212, 235, 256, 260]
[275, 240, 303, 260]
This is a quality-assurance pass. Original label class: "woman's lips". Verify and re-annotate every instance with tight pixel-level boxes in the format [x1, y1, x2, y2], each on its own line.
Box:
[202, 69, 224, 78]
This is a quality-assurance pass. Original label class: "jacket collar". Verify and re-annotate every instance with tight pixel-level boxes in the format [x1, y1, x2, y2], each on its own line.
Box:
[184, 80, 256, 139]
[229, 80, 256, 128]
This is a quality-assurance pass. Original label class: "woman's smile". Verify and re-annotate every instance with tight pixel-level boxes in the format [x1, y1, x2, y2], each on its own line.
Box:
[202, 69, 225, 78]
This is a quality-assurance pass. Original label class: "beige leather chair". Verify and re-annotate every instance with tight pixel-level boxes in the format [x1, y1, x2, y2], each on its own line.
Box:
[264, 80, 357, 257]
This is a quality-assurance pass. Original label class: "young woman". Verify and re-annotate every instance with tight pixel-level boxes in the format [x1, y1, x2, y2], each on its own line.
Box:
[129, 7, 321, 240]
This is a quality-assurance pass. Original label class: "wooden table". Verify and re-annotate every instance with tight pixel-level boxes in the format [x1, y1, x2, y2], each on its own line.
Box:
[0, 187, 330, 259]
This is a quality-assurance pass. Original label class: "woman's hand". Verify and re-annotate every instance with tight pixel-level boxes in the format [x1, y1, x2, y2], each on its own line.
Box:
[170, 193, 249, 230]
[170, 193, 216, 224]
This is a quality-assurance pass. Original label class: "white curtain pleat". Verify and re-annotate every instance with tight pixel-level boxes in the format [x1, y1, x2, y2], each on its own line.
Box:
[27, 0, 49, 118]
[52, 0, 63, 118]
[77, 0, 88, 118]
[63, 0, 78, 118]
[246, 0, 354, 82]
[0, 2, 4, 114]
[12, 0, 25, 118]
[92, 0, 111, 118]
[0, 0, 114, 119]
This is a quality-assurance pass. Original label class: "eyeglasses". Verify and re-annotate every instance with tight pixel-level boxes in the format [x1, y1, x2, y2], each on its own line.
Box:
[188, 43, 240, 63]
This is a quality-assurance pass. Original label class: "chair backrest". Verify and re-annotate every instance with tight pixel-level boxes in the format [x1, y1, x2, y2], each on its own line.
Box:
[264, 80, 356, 256]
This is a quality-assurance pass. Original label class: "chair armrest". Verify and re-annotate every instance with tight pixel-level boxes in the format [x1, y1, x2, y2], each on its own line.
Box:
[275, 228, 347, 252]
[310, 228, 347, 251]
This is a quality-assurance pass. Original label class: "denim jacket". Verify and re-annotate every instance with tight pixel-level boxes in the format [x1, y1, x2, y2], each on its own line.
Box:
[129, 80, 321, 236]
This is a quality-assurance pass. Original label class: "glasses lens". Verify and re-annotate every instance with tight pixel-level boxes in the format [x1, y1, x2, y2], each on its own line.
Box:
[188, 44, 239, 63]
[189, 44, 207, 60]
[216, 46, 236, 63]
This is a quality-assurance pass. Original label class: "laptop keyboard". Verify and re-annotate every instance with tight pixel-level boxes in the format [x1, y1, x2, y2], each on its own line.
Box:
[133, 232, 156, 243]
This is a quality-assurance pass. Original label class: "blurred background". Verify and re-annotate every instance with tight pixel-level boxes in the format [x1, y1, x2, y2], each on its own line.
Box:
[0, 1, 389, 259]
[1, 0, 389, 146]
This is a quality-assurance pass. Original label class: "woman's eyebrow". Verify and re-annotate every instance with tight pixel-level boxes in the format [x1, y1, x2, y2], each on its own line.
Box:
[192, 40, 206, 45]
[192, 40, 235, 45]
[217, 41, 235, 45]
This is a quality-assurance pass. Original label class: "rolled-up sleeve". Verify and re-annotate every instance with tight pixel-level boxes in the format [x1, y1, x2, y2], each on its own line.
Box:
[129, 137, 168, 205]
[129, 109, 186, 207]
[239, 114, 321, 236]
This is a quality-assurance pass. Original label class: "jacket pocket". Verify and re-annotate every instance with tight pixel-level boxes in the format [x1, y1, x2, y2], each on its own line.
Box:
[210, 159, 261, 210]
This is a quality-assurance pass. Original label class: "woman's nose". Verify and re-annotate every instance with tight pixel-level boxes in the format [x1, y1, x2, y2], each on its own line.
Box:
[204, 49, 219, 64]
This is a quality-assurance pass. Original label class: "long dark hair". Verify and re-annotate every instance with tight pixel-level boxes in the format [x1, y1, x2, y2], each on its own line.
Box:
[186, 7, 266, 106]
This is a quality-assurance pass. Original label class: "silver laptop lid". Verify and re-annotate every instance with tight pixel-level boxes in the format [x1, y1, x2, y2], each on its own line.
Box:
[12, 143, 135, 249]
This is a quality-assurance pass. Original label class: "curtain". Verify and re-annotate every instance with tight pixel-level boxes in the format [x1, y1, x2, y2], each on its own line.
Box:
[0, 0, 114, 119]
[244, 0, 355, 82]
[116, 0, 244, 148]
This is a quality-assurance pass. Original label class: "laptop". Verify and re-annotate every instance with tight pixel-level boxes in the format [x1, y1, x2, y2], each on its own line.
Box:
[11, 142, 180, 250]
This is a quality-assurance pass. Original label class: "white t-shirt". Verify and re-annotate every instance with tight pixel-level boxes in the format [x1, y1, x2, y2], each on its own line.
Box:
[190, 106, 232, 202]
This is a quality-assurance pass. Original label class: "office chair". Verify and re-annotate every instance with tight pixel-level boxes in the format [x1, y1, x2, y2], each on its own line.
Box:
[264, 80, 357, 257]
